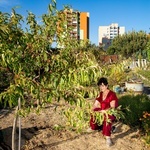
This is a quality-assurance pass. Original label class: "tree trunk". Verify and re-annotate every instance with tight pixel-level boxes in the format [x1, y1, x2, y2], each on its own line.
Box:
[12, 106, 18, 150]
[18, 97, 21, 150]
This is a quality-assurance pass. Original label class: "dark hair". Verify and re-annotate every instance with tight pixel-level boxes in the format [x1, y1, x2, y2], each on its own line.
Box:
[97, 77, 108, 86]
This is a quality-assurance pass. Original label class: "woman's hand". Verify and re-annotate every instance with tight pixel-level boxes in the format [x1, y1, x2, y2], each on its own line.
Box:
[92, 100, 100, 111]
[100, 109, 106, 113]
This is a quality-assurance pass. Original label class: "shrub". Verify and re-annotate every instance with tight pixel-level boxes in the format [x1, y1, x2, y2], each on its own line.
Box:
[119, 94, 150, 127]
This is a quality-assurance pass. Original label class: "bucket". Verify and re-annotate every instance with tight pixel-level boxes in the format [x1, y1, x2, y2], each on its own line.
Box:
[113, 85, 121, 93]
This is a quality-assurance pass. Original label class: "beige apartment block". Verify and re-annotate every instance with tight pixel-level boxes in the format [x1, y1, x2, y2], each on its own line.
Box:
[98, 23, 125, 49]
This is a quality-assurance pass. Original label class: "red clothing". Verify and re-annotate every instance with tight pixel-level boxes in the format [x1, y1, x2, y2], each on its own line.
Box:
[90, 90, 118, 136]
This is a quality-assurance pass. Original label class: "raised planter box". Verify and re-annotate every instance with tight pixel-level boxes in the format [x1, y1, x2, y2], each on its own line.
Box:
[125, 81, 144, 93]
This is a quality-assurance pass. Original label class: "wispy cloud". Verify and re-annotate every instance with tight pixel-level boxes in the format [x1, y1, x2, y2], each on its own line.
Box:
[0, 0, 20, 9]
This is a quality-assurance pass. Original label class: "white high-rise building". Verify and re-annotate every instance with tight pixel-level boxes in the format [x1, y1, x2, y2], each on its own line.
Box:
[98, 23, 125, 49]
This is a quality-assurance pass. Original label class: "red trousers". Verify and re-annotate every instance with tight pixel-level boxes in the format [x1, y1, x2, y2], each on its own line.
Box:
[90, 108, 115, 136]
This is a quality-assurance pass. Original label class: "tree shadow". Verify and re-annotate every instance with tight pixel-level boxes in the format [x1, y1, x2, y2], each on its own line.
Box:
[0, 127, 12, 150]
[112, 122, 140, 143]
[0, 125, 39, 150]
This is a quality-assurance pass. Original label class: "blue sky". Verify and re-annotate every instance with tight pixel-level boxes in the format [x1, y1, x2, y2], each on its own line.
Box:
[0, 0, 150, 45]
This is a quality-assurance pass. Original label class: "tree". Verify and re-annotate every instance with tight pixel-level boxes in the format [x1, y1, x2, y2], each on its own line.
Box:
[107, 31, 149, 58]
[146, 40, 150, 61]
[0, 0, 103, 130]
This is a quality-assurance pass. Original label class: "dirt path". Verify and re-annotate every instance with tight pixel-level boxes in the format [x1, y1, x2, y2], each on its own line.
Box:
[0, 103, 150, 150]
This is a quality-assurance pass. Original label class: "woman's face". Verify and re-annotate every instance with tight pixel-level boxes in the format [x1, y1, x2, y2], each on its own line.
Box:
[99, 83, 108, 92]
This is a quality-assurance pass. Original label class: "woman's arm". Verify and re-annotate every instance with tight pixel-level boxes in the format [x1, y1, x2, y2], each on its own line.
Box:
[110, 100, 116, 108]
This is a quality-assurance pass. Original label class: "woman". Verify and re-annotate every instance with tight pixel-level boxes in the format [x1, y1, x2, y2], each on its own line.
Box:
[90, 77, 118, 147]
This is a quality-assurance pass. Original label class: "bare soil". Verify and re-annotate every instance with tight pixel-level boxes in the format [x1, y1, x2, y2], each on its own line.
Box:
[0, 102, 150, 150]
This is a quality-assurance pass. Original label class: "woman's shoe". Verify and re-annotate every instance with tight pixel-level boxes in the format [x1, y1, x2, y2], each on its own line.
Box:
[111, 126, 116, 133]
[106, 138, 113, 147]
[86, 128, 94, 133]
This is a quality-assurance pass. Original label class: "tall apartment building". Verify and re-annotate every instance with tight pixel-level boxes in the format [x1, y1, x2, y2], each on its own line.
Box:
[58, 8, 89, 42]
[98, 23, 125, 49]
[59, 8, 80, 40]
